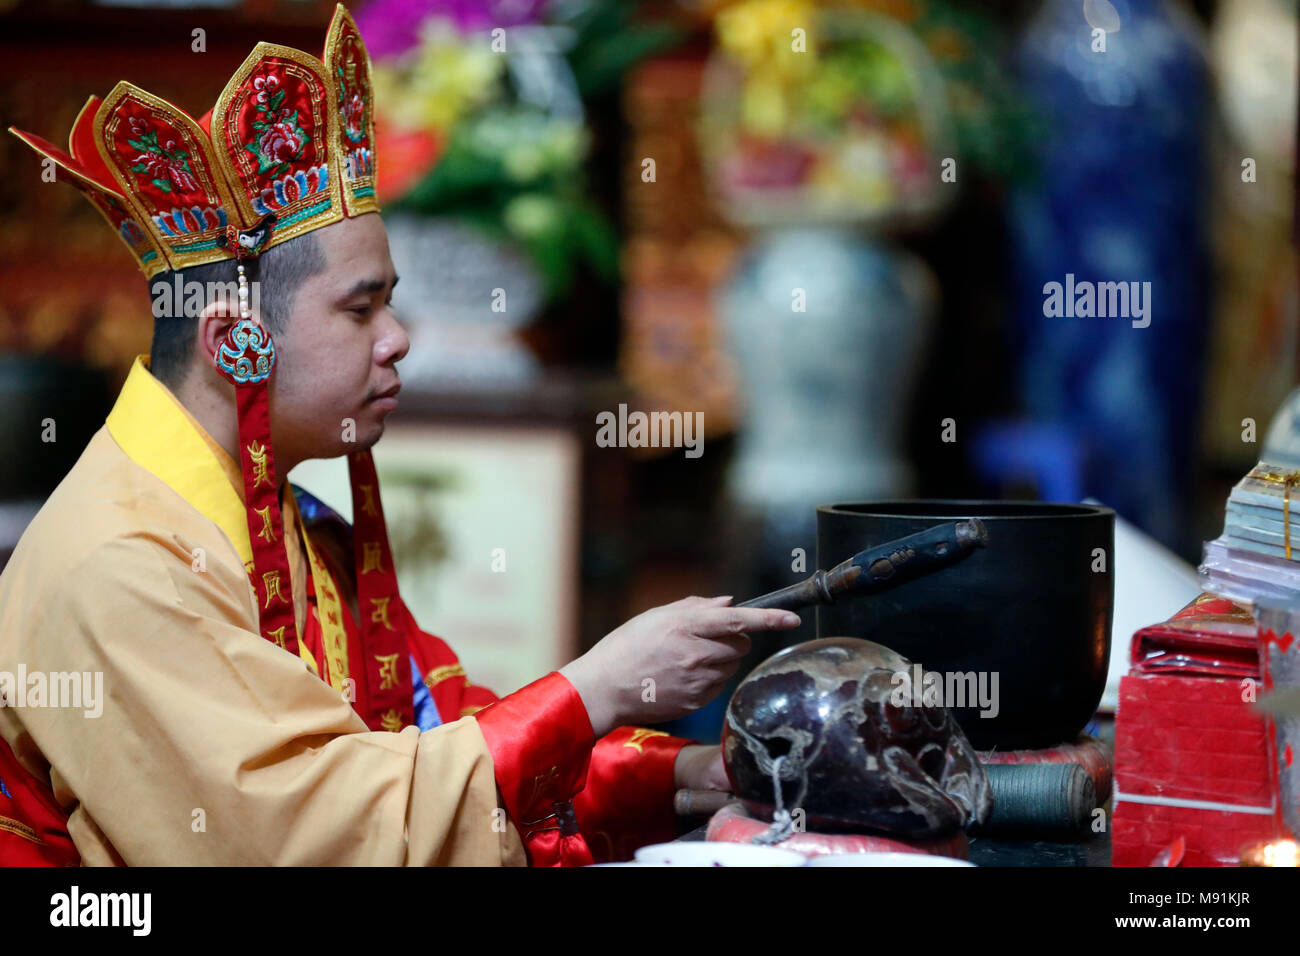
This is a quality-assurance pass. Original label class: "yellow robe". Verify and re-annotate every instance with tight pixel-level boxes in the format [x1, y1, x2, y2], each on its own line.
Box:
[0, 357, 527, 865]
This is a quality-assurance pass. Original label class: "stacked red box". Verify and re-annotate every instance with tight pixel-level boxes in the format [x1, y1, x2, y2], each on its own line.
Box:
[1112, 594, 1285, 866]
[1112, 674, 1282, 866]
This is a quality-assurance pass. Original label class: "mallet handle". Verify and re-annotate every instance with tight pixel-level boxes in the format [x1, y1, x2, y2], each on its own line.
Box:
[738, 519, 987, 613]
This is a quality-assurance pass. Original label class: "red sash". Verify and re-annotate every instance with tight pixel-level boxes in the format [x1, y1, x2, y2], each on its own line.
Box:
[346, 452, 414, 732]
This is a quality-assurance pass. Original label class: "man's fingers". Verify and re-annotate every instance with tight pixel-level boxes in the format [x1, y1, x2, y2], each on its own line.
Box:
[694, 607, 800, 637]
[667, 594, 734, 610]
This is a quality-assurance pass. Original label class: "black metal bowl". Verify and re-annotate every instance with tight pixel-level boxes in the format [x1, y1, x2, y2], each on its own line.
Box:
[816, 501, 1114, 750]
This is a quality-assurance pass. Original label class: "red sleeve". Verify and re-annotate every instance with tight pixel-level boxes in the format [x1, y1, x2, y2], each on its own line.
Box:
[405, 618, 595, 865]
[475, 673, 598, 867]
[406, 616, 692, 866]
[573, 727, 694, 863]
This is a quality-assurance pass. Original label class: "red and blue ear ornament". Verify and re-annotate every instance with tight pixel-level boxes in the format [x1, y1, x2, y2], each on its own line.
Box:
[214, 317, 299, 656]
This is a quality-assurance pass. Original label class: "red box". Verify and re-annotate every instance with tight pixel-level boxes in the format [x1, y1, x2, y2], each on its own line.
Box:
[1112, 595, 1285, 867]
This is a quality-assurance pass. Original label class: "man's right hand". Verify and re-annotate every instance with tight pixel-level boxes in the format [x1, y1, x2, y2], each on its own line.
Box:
[559, 595, 801, 738]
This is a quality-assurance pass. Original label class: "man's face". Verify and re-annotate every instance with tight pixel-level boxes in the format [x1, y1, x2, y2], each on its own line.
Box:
[265, 213, 408, 466]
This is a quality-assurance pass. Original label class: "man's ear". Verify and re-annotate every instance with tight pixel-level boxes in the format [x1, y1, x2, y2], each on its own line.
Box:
[197, 297, 243, 368]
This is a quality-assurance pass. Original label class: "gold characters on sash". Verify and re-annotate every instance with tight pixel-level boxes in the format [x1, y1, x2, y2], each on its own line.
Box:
[375, 652, 401, 690]
[359, 483, 379, 517]
[379, 709, 403, 733]
[361, 540, 384, 573]
[261, 569, 289, 609]
[369, 596, 395, 630]
[246, 440, 272, 488]
[254, 505, 278, 543]
[267, 625, 287, 649]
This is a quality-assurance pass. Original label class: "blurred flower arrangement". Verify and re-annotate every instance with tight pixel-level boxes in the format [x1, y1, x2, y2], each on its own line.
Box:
[699, 0, 1032, 225]
[702, 0, 948, 223]
[359, 0, 685, 301]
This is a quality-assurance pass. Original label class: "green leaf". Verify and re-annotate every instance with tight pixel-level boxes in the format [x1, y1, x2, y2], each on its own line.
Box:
[130, 162, 148, 174]
[569, 23, 686, 98]
[152, 178, 172, 193]
[400, 137, 511, 212]
[558, 0, 685, 97]
[270, 88, 285, 111]
[564, 0, 629, 44]
[563, 199, 620, 279]
[519, 226, 574, 301]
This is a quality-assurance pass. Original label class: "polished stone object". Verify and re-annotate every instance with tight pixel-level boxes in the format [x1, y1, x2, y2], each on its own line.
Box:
[722, 638, 993, 838]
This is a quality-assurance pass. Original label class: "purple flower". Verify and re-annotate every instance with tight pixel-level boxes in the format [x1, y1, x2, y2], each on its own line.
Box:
[356, 0, 551, 60]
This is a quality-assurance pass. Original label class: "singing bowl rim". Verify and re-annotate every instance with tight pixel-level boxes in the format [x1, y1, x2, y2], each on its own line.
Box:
[818, 500, 1116, 522]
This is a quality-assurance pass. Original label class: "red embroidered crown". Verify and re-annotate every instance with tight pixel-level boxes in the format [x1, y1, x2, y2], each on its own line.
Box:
[8, 3, 377, 279]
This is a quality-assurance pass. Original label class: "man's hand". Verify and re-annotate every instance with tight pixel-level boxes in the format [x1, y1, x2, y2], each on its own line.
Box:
[674, 744, 729, 791]
[559, 595, 800, 738]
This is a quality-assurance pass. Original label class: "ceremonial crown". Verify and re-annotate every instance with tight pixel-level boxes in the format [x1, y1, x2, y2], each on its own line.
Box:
[8, 3, 378, 279]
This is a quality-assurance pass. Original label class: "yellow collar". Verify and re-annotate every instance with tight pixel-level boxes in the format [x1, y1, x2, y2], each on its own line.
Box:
[106, 354, 262, 568]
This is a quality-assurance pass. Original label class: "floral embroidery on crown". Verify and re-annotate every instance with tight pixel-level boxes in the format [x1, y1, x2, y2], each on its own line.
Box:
[126, 115, 200, 195]
[245, 73, 310, 178]
[337, 57, 374, 181]
[338, 61, 365, 145]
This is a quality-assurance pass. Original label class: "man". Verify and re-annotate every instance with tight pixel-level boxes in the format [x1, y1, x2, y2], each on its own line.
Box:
[0, 5, 799, 866]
